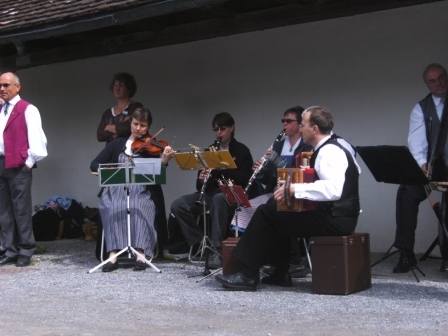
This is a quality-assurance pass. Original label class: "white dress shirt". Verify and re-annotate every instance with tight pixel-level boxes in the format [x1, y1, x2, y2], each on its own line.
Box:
[0, 94, 47, 167]
[293, 135, 360, 201]
[408, 95, 445, 168]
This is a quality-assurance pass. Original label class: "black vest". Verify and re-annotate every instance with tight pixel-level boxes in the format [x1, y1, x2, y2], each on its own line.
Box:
[310, 138, 360, 217]
[420, 94, 447, 181]
[330, 133, 356, 157]
[420, 93, 440, 161]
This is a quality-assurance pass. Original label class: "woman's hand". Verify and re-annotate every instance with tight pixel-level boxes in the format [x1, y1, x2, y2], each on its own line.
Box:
[161, 146, 174, 165]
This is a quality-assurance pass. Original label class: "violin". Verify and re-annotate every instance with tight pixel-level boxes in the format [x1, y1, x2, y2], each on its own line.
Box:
[131, 134, 168, 155]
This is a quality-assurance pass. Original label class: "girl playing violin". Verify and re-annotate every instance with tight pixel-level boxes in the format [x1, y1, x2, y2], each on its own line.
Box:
[90, 107, 173, 272]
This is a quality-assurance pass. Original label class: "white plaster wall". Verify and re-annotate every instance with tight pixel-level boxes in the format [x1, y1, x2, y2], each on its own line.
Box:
[15, 1, 448, 252]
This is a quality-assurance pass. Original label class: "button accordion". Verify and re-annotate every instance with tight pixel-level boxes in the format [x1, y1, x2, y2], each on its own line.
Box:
[277, 152, 318, 212]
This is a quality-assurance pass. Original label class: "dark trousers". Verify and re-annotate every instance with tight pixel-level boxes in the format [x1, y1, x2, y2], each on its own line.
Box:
[0, 160, 35, 258]
[233, 197, 357, 273]
[170, 191, 234, 248]
[395, 184, 448, 255]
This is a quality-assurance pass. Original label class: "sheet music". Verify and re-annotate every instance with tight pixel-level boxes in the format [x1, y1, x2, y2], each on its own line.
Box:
[132, 158, 161, 175]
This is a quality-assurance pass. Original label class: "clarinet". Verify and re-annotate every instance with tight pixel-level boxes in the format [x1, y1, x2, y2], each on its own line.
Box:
[244, 130, 285, 194]
[195, 138, 221, 204]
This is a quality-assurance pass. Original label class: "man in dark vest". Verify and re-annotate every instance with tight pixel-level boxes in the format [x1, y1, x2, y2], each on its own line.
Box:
[394, 63, 448, 273]
[0, 72, 48, 267]
[215, 106, 360, 291]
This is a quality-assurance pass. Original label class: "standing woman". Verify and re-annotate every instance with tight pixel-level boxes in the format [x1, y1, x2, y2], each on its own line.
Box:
[91, 107, 173, 272]
[97, 73, 143, 143]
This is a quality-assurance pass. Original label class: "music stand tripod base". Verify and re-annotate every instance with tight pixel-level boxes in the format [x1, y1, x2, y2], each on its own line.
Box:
[188, 200, 221, 279]
[370, 240, 425, 282]
[88, 246, 161, 274]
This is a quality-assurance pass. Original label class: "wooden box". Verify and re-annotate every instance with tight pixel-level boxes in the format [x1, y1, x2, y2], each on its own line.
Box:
[310, 233, 371, 295]
[221, 237, 243, 276]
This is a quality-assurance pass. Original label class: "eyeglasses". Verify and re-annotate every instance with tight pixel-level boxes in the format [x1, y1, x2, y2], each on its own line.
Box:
[0, 83, 11, 88]
[427, 74, 447, 86]
[281, 119, 298, 124]
[213, 127, 227, 132]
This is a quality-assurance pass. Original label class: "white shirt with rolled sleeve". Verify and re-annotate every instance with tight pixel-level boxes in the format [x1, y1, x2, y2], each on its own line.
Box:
[0, 94, 47, 167]
[293, 135, 361, 201]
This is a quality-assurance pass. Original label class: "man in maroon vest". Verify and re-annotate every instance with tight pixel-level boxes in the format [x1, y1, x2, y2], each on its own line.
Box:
[0, 72, 47, 267]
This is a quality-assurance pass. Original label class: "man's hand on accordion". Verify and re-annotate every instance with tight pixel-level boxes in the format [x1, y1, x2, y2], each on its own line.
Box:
[274, 179, 293, 203]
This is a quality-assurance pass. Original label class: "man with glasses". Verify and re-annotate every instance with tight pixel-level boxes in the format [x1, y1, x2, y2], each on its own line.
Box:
[394, 63, 448, 273]
[215, 106, 360, 291]
[0, 72, 47, 267]
[170, 112, 253, 262]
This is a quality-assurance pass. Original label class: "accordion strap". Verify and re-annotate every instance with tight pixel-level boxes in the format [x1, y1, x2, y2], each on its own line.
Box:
[285, 169, 293, 209]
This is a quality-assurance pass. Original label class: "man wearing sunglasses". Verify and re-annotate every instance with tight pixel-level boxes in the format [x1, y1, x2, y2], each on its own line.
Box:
[0, 72, 47, 267]
[170, 112, 253, 263]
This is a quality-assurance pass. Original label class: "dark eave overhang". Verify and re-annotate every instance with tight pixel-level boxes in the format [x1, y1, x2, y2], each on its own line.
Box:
[0, 0, 443, 70]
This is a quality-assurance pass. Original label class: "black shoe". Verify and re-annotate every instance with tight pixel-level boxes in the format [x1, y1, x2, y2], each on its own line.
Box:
[215, 272, 259, 291]
[102, 261, 118, 272]
[0, 255, 18, 266]
[393, 251, 417, 273]
[0, 250, 6, 257]
[208, 252, 222, 269]
[261, 264, 276, 276]
[133, 260, 147, 271]
[16, 255, 31, 267]
[261, 270, 292, 287]
[289, 260, 311, 278]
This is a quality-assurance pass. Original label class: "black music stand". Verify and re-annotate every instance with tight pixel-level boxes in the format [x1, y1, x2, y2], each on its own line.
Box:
[356, 145, 427, 281]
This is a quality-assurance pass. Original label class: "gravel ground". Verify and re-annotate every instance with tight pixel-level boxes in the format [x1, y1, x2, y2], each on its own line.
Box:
[0, 239, 447, 336]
